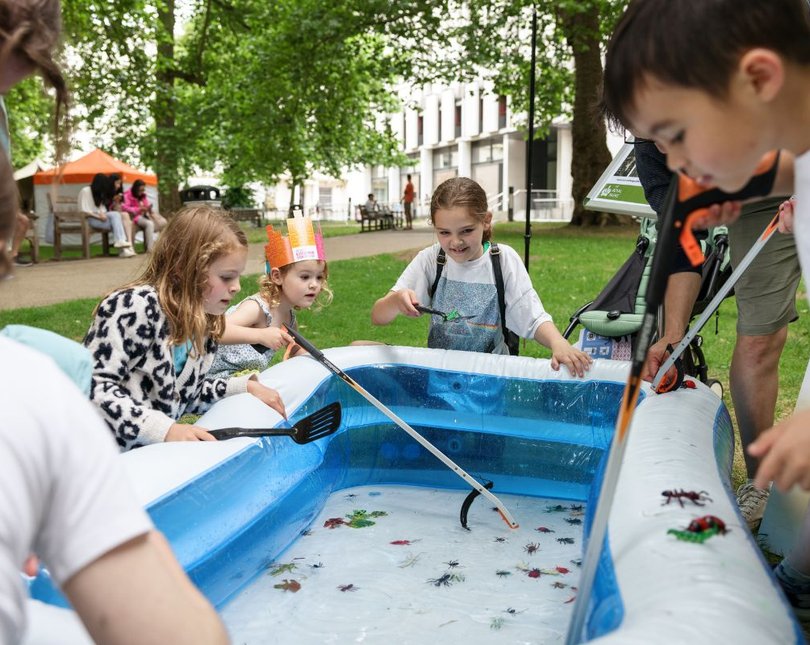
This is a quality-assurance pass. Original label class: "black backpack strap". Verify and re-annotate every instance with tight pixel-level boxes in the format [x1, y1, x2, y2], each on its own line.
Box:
[428, 248, 446, 299]
[489, 243, 510, 348]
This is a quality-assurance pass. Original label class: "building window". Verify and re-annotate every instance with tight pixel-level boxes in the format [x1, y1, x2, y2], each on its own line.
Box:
[318, 186, 333, 210]
[498, 95, 507, 129]
[417, 113, 424, 146]
[372, 165, 388, 203]
[455, 102, 462, 139]
[433, 147, 458, 170]
[472, 140, 504, 164]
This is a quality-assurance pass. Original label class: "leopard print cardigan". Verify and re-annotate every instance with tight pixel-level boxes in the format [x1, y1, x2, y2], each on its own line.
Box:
[84, 286, 251, 450]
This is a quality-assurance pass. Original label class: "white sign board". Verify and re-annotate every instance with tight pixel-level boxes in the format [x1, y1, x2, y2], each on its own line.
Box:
[584, 143, 656, 219]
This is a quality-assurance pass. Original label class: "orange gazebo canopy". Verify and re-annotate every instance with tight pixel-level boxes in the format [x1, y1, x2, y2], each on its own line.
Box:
[34, 148, 158, 186]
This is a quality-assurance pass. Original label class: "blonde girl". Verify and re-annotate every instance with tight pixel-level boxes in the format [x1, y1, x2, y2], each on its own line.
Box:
[371, 177, 591, 376]
[84, 206, 287, 450]
[210, 255, 332, 377]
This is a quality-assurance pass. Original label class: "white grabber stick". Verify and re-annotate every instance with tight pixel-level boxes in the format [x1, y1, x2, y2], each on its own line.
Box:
[284, 324, 520, 530]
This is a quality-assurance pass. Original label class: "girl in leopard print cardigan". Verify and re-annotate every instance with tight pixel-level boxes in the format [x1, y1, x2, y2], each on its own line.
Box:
[84, 207, 287, 450]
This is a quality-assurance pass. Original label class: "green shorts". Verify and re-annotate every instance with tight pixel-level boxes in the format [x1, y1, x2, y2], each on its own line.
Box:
[728, 197, 800, 336]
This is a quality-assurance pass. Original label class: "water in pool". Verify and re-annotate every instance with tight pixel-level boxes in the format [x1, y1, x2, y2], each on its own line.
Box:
[222, 485, 584, 644]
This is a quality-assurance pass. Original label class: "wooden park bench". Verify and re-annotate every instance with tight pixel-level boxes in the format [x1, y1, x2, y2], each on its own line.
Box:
[50, 194, 110, 260]
[359, 205, 394, 232]
[229, 207, 264, 228]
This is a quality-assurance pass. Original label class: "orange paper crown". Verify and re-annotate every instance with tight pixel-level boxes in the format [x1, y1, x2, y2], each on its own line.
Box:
[264, 216, 326, 271]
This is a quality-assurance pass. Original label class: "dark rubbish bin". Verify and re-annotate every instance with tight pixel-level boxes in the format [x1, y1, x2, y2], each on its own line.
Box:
[180, 185, 222, 208]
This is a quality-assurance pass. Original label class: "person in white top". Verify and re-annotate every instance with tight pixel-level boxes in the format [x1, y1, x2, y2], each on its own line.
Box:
[371, 177, 591, 376]
[0, 2, 228, 642]
[77, 173, 135, 257]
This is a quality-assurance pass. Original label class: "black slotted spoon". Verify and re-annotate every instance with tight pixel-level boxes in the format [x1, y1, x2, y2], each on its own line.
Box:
[209, 401, 342, 444]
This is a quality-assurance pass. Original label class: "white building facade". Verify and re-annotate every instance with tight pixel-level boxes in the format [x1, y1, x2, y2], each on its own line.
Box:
[260, 80, 625, 223]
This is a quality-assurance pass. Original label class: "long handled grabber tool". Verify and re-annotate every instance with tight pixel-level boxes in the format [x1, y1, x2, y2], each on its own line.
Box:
[210, 401, 342, 443]
[565, 151, 780, 645]
[652, 210, 781, 393]
[283, 324, 520, 530]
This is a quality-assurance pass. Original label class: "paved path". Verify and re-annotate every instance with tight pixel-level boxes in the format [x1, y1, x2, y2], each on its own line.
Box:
[1, 228, 436, 311]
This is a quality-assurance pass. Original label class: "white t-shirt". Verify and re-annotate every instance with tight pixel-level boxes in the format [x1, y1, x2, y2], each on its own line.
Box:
[76, 186, 104, 217]
[392, 242, 553, 354]
[794, 151, 810, 291]
[0, 337, 152, 644]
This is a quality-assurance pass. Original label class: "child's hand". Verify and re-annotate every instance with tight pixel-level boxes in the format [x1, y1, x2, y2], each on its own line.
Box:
[778, 196, 796, 234]
[165, 423, 216, 442]
[549, 339, 592, 378]
[247, 379, 287, 419]
[255, 326, 293, 351]
[395, 289, 421, 317]
[749, 409, 810, 491]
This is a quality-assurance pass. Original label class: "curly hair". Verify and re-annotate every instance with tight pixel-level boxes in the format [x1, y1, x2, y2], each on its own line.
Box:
[258, 260, 333, 312]
[115, 207, 248, 355]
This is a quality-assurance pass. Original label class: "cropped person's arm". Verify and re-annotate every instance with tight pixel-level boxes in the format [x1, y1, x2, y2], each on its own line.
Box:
[220, 300, 292, 350]
[371, 289, 420, 325]
[642, 271, 702, 381]
[532, 321, 592, 377]
[64, 531, 229, 645]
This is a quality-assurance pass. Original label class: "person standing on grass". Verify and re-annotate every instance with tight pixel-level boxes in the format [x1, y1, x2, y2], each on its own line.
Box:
[371, 176, 591, 376]
[403, 174, 415, 230]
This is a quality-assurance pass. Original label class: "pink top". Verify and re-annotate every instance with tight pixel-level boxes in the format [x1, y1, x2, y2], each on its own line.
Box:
[122, 190, 151, 221]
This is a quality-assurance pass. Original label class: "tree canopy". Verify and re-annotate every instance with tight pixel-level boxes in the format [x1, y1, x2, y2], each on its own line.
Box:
[8, 0, 625, 223]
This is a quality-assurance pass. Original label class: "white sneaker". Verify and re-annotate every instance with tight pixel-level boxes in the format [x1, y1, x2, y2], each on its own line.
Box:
[736, 482, 769, 530]
[114, 240, 130, 248]
[119, 246, 136, 258]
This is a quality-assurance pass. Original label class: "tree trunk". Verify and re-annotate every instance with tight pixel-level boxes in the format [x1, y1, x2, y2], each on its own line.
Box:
[558, 5, 614, 227]
[153, 0, 181, 215]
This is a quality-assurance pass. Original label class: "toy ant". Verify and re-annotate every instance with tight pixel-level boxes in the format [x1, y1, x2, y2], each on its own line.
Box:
[557, 537, 575, 545]
[661, 489, 712, 508]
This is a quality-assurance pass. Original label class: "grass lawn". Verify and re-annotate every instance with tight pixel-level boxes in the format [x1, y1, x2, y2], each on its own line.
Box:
[241, 219, 365, 245]
[2, 221, 808, 493]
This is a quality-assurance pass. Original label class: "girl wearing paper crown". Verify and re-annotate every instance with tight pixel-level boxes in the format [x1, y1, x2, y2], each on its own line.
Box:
[210, 216, 332, 377]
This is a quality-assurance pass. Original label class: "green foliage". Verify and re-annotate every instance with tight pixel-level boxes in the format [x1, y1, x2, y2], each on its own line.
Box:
[5, 76, 54, 167]
[221, 185, 256, 210]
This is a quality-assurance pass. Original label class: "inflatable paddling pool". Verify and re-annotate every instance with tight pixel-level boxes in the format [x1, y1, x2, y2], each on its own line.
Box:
[26, 346, 801, 643]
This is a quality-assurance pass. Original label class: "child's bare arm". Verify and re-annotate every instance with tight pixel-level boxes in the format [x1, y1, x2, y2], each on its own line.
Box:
[750, 408, 810, 492]
[220, 299, 270, 344]
[533, 321, 592, 377]
[371, 289, 421, 325]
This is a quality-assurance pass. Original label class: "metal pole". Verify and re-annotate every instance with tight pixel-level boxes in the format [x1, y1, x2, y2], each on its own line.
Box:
[523, 6, 537, 270]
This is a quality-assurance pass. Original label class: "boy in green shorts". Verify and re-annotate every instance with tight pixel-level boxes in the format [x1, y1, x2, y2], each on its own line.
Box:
[602, 0, 810, 613]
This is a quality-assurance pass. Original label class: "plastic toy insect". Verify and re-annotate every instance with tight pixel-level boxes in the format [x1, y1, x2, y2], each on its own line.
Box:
[546, 504, 568, 513]
[338, 583, 357, 592]
[495, 570, 511, 577]
[667, 515, 728, 543]
[494, 536, 507, 543]
[551, 581, 568, 589]
[661, 489, 712, 507]
[557, 537, 575, 545]
[564, 517, 582, 525]
[445, 560, 461, 568]
[535, 526, 555, 533]
[427, 573, 464, 587]
[524, 542, 541, 555]
[527, 568, 542, 578]
[274, 579, 300, 593]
